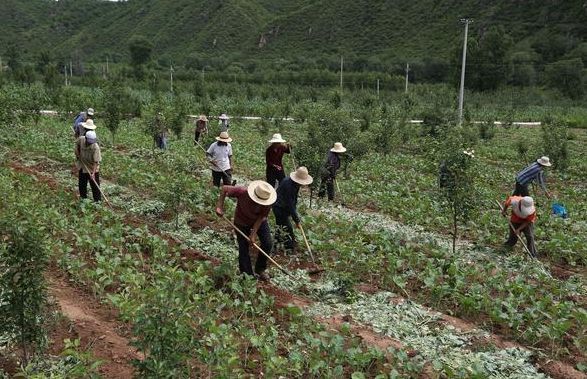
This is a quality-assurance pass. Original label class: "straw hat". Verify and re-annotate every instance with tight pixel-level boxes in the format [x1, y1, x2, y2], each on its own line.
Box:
[268, 133, 286, 143]
[215, 131, 232, 143]
[290, 166, 313, 185]
[219, 113, 229, 120]
[87, 108, 95, 116]
[247, 180, 277, 206]
[330, 142, 346, 153]
[537, 156, 552, 167]
[199, 115, 208, 122]
[81, 119, 96, 130]
[513, 196, 536, 218]
[85, 131, 97, 143]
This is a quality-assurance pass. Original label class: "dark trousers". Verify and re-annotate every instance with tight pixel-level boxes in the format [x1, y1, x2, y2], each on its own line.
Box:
[266, 166, 285, 188]
[235, 221, 273, 276]
[504, 222, 537, 257]
[273, 207, 296, 251]
[512, 182, 530, 196]
[79, 170, 101, 202]
[211, 169, 232, 187]
[318, 175, 335, 200]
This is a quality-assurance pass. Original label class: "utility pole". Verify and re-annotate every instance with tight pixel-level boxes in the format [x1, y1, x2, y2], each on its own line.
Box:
[69, 60, 73, 81]
[170, 64, 174, 93]
[106, 56, 109, 76]
[404, 63, 410, 93]
[377, 79, 380, 96]
[458, 19, 472, 125]
[339, 55, 343, 93]
[64, 64, 68, 86]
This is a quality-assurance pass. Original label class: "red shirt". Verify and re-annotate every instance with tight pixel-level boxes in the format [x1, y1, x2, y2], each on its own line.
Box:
[225, 186, 271, 227]
[505, 196, 536, 224]
[265, 144, 291, 170]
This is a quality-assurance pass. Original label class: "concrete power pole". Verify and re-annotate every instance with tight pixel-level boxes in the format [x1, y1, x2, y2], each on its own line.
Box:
[170, 64, 174, 93]
[340, 56, 343, 93]
[458, 19, 472, 125]
[377, 79, 380, 96]
[405, 63, 410, 93]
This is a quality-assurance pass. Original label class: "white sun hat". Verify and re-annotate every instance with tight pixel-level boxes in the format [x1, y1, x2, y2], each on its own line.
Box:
[330, 142, 347, 153]
[219, 113, 229, 120]
[85, 130, 97, 143]
[81, 119, 97, 130]
[268, 133, 286, 143]
[87, 108, 95, 116]
[513, 196, 536, 218]
[199, 114, 208, 122]
[247, 180, 277, 205]
[537, 156, 552, 167]
[290, 166, 313, 185]
[215, 131, 232, 143]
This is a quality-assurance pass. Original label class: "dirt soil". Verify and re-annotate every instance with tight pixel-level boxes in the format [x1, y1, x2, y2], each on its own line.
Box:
[47, 270, 141, 379]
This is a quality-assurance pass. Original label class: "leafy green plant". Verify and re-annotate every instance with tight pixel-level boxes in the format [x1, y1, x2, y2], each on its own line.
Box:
[0, 207, 49, 364]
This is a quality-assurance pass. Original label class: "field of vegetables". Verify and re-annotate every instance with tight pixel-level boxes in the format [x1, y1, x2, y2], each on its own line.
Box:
[1, 90, 586, 378]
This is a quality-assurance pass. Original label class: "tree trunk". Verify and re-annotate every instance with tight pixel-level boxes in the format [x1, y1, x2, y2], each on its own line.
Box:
[452, 211, 457, 255]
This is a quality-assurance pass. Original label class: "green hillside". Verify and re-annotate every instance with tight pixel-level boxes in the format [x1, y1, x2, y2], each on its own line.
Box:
[1, 0, 586, 68]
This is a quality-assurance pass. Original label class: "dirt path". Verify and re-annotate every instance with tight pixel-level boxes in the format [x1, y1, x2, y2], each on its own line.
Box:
[47, 270, 141, 379]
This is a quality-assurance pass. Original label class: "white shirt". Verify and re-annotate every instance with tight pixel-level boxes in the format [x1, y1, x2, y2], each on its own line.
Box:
[206, 142, 232, 172]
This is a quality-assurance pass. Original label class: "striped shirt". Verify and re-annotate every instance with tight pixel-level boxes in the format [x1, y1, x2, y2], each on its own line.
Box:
[516, 162, 546, 191]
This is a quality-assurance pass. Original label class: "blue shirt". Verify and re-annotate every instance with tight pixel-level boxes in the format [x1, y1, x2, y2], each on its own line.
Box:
[73, 112, 87, 135]
[516, 162, 546, 191]
[273, 177, 301, 223]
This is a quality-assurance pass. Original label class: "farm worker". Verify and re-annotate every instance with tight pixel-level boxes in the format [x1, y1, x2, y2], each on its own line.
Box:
[75, 130, 102, 202]
[76, 119, 97, 139]
[513, 156, 552, 198]
[154, 112, 168, 150]
[194, 114, 208, 143]
[318, 142, 346, 201]
[265, 133, 292, 188]
[215, 181, 277, 281]
[73, 108, 94, 138]
[273, 166, 313, 253]
[218, 113, 230, 132]
[206, 131, 233, 187]
[501, 196, 537, 257]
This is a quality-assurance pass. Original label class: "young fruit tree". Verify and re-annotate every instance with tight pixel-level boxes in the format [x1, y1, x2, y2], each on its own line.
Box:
[0, 211, 49, 364]
[437, 127, 478, 254]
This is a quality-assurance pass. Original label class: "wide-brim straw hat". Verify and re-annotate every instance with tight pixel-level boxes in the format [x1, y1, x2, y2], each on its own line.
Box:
[330, 142, 346, 153]
[199, 115, 208, 122]
[87, 108, 95, 116]
[537, 156, 552, 167]
[513, 196, 536, 218]
[219, 113, 229, 120]
[215, 131, 232, 143]
[81, 119, 97, 130]
[290, 166, 313, 185]
[247, 180, 277, 206]
[268, 133, 286, 143]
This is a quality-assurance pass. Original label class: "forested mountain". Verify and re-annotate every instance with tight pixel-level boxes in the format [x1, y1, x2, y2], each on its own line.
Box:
[1, 0, 586, 71]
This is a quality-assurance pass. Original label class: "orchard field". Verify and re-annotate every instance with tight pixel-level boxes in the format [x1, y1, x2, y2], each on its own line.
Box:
[1, 81, 587, 378]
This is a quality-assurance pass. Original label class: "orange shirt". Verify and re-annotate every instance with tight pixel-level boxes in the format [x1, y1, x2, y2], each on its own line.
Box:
[505, 196, 536, 224]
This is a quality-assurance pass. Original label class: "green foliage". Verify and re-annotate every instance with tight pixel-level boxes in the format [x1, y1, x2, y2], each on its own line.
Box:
[18, 338, 103, 379]
[437, 127, 478, 253]
[541, 119, 570, 172]
[102, 81, 125, 145]
[0, 199, 49, 364]
[545, 58, 585, 100]
[129, 36, 153, 69]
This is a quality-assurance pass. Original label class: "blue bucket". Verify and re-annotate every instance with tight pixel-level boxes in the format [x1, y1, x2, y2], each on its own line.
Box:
[551, 203, 568, 219]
